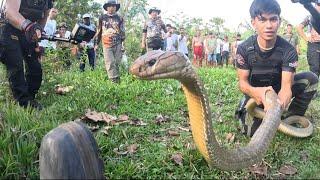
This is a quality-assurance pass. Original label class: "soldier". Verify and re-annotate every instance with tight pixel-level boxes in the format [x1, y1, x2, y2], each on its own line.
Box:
[0, 0, 54, 110]
[141, 7, 167, 51]
[95, 0, 125, 83]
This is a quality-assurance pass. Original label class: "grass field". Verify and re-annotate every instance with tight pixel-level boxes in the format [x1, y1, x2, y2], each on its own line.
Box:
[0, 54, 319, 179]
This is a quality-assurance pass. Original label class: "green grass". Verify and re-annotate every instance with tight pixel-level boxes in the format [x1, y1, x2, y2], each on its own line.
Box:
[0, 54, 319, 179]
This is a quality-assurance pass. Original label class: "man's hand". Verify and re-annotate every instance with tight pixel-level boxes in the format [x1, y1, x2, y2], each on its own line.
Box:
[278, 89, 292, 110]
[23, 21, 43, 43]
[251, 86, 275, 111]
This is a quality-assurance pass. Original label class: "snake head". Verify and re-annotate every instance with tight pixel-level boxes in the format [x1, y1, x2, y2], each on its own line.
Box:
[130, 50, 192, 80]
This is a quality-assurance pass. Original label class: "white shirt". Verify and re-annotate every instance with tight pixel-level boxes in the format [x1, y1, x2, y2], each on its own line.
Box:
[39, 19, 57, 49]
[216, 38, 223, 54]
[166, 33, 178, 51]
[222, 41, 230, 52]
[178, 35, 188, 54]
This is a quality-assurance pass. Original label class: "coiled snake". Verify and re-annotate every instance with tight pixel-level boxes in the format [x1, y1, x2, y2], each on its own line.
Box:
[130, 51, 310, 171]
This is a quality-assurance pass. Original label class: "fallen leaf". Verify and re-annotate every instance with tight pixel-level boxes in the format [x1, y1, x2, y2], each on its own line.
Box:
[130, 118, 147, 126]
[155, 114, 170, 125]
[279, 165, 297, 175]
[127, 144, 138, 154]
[184, 142, 196, 150]
[84, 109, 117, 124]
[100, 126, 112, 135]
[42, 91, 47, 95]
[88, 125, 100, 131]
[171, 153, 183, 166]
[249, 162, 268, 176]
[113, 144, 128, 156]
[226, 133, 235, 143]
[146, 100, 152, 104]
[55, 85, 74, 95]
[168, 130, 180, 137]
[178, 126, 190, 132]
[118, 114, 129, 121]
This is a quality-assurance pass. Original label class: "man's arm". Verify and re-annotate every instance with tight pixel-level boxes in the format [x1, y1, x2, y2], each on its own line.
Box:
[237, 69, 274, 110]
[141, 22, 147, 49]
[278, 71, 294, 109]
[5, 0, 26, 30]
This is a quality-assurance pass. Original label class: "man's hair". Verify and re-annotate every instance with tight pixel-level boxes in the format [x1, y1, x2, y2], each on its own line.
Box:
[287, 23, 293, 27]
[249, 0, 281, 19]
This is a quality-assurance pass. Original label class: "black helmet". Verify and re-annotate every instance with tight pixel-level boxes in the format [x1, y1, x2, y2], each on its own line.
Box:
[103, 0, 120, 11]
[148, 7, 161, 15]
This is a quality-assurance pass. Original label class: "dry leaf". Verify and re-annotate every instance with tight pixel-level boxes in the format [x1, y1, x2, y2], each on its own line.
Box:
[113, 144, 128, 155]
[118, 115, 129, 121]
[146, 100, 152, 104]
[55, 85, 74, 95]
[168, 130, 180, 137]
[88, 125, 100, 131]
[249, 162, 268, 176]
[155, 114, 170, 125]
[171, 153, 183, 166]
[226, 133, 235, 143]
[279, 165, 297, 175]
[100, 126, 112, 135]
[130, 118, 147, 126]
[184, 142, 196, 150]
[84, 110, 117, 124]
[127, 144, 138, 154]
[178, 126, 190, 132]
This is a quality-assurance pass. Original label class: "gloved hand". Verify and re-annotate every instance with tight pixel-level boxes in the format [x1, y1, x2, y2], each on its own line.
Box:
[23, 20, 43, 43]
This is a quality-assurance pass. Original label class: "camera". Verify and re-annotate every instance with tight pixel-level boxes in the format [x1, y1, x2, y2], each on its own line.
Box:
[291, 0, 320, 4]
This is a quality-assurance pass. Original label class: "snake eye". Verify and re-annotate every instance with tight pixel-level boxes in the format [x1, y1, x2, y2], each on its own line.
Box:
[148, 59, 157, 66]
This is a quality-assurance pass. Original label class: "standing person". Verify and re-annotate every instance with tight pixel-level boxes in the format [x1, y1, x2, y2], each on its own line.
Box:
[205, 32, 217, 67]
[192, 30, 204, 67]
[56, 22, 72, 69]
[166, 26, 178, 51]
[95, 0, 125, 83]
[178, 27, 189, 57]
[283, 24, 300, 54]
[216, 35, 223, 67]
[38, 7, 58, 60]
[0, 0, 54, 110]
[141, 7, 166, 52]
[162, 24, 171, 51]
[221, 35, 230, 67]
[235, 0, 318, 137]
[231, 34, 243, 68]
[79, 13, 97, 72]
[297, 3, 320, 77]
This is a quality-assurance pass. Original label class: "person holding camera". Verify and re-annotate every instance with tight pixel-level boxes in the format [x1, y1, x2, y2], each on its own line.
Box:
[95, 0, 125, 83]
[0, 0, 54, 110]
[297, 3, 320, 77]
[141, 7, 167, 52]
[235, 0, 318, 137]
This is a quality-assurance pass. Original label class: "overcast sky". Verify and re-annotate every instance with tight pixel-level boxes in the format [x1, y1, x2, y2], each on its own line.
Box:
[96, 0, 310, 30]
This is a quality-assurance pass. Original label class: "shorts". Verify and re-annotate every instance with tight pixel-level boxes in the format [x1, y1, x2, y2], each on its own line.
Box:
[193, 46, 203, 58]
[207, 53, 216, 62]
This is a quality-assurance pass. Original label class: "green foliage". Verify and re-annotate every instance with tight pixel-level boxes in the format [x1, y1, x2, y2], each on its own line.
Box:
[54, 0, 102, 27]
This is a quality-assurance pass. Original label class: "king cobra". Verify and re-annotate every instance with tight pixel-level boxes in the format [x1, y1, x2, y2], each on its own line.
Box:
[245, 99, 313, 138]
[130, 50, 284, 171]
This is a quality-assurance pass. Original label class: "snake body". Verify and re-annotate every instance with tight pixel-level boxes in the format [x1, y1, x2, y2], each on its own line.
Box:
[245, 98, 313, 138]
[130, 51, 283, 170]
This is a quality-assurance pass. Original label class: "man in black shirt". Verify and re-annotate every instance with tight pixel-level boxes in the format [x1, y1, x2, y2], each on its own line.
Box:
[235, 0, 318, 137]
[0, 0, 53, 110]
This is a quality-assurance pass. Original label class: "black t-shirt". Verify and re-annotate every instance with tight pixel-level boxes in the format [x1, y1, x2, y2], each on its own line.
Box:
[235, 35, 298, 73]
